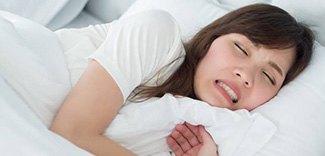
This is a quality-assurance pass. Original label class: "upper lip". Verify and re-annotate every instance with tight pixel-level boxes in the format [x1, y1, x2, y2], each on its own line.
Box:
[215, 80, 241, 104]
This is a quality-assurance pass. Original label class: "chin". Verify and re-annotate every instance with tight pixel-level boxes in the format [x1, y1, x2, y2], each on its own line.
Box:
[197, 94, 229, 108]
[205, 99, 229, 108]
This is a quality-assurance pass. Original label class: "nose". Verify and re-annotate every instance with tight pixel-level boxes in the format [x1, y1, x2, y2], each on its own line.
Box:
[234, 68, 254, 88]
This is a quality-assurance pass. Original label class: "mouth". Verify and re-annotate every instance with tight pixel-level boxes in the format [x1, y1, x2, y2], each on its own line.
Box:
[215, 80, 239, 104]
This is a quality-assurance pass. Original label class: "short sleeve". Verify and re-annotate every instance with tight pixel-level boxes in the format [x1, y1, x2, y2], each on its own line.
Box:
[89, 10, 185, 102]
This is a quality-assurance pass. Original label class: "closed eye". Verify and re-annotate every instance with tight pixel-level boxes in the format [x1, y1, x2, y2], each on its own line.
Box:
[263, 71, 276, 85]
[234, 42, 248, 56]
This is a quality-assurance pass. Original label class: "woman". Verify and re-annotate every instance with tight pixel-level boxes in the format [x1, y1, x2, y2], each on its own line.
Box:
[50, 3, 314, 156]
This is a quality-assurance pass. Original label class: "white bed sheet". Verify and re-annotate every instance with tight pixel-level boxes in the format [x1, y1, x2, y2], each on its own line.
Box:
[0, 77, 92, 156]
[0, 10, 92, 156]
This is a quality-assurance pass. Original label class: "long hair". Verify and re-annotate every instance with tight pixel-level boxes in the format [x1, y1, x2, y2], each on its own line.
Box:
[131, 3, 314, 101]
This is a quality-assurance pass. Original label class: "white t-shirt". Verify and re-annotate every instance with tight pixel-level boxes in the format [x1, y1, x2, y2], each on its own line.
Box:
[55, 10, 185, 102]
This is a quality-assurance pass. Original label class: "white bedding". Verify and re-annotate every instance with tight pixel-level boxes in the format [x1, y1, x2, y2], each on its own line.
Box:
[1, 0, 325, 155]
[106, 94, 275, 156]
[0, 11, 91, 156]
[0, 10, 71, 127]
[0, 77, 91, 156]
[0, 0, 89, 30]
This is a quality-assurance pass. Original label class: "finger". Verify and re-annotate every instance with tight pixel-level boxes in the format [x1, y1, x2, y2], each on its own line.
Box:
[167, 135, 184, 156]
[184, 122, 202, 143]
[171, 128, 192, 152]
[176, 123, 200, 146]
[185, 122, 199, 135]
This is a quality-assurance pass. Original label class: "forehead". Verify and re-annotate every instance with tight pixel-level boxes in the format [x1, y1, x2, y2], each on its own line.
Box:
[226, 33, 296, 49]
[227, 33, 258, 47]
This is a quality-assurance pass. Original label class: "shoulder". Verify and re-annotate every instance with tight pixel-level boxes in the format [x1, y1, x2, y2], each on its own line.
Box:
[111, 9, 185, 63]
[118, 10, 181, 37]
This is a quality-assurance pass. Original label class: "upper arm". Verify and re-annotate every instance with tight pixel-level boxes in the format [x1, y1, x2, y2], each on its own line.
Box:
[51, 60, 123, 137]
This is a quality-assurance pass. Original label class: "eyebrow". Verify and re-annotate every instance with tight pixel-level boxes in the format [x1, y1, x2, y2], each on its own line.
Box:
[269, 61, 283, 77]
[236, 38, 284, 77]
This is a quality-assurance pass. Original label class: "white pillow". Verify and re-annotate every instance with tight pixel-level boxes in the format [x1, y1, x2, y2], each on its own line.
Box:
[0, 0, 88, 30]
[123, 0, 325, 155]
[46, 0, 88, 30]
[216, 0, 270, 9]
[121, 0, 229, 42]
[0, 11, 71, 127]
[0, 0, 68, 25]
[271, 0, 325, 46]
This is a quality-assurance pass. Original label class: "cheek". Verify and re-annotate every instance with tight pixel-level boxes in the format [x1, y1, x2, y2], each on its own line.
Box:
[246, 87, 278, 110]
[202, 50, 234, 70]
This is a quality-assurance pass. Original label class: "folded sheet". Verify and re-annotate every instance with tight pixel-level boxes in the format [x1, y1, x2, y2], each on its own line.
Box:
[0, 10, 91, 156]
[105, 94, 276, 156]
[0, 11, 71, 127]
[0, 76, 92, 156]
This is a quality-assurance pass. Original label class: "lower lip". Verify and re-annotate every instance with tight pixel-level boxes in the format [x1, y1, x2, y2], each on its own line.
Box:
[213, 81, 234, 105]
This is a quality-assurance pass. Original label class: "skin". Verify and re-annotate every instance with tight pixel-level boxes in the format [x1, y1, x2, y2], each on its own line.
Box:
[168, 33, 296, 155]
[167, 123, 218, 156]
[51, 61, 135, 156]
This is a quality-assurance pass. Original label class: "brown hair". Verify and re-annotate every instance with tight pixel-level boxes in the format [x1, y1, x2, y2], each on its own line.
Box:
[131, 3, 314, 101]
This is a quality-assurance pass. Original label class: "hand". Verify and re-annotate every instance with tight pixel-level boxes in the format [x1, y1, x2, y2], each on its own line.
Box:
[167, 122, 218, 156]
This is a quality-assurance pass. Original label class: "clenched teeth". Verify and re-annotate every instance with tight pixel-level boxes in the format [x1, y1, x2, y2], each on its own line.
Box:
[215, 80, 238, 103]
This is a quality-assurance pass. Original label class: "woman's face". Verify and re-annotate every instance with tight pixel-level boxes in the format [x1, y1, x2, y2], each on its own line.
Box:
[194, 33, 295, 111]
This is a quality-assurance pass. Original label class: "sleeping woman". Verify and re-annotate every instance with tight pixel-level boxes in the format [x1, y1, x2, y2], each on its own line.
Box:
[50, 4, 314, 156]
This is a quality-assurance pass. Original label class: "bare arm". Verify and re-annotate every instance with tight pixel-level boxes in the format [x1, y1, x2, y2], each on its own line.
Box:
[50, 61, 135, 156]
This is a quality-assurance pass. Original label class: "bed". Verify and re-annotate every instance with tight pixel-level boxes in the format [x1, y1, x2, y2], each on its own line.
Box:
[1, 0, 325, 155]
